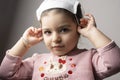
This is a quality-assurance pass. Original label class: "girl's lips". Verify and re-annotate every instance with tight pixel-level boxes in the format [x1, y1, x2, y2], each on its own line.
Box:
[52, 45, 64, 50]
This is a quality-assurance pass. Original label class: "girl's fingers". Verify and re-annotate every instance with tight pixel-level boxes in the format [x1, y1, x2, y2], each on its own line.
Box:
[27, 27, 41, 36]
[85, 14, 97, 27]
[83, 14, 95, 24]
[27, 27, 35, 35]
[80, 14, 97, 28]
[80, 18, 88, 28]
[85, 14, 94, 20]
[37, 28, 42, 34]
[22, 27, 43, 46]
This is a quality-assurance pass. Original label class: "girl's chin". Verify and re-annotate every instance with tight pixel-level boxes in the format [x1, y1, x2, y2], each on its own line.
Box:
[51, 51, 67, 56]
[50, 47, 78, 56]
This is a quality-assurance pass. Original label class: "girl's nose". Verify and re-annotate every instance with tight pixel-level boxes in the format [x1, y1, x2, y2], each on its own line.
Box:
[52, 33, 61, 43]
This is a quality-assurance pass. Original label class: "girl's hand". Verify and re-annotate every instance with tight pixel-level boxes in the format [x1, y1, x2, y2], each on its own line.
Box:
[22, 27, 43, 47]
[78, 14, 97, 38]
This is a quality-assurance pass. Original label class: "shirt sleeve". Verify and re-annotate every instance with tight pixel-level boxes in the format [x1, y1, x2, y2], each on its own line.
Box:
[92, 41, 120, 79]
[0, 50, 35, 80]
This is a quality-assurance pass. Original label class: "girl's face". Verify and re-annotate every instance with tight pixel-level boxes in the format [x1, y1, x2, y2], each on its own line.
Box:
[41, 10, 79, 56]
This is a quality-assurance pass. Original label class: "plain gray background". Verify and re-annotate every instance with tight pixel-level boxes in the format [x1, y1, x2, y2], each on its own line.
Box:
[0, 0, 120, 80]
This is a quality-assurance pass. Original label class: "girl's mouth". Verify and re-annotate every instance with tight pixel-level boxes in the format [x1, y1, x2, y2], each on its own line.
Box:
[52, 45, 64, 50]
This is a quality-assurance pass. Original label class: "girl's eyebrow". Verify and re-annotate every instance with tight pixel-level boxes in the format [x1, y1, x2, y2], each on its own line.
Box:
[58, 24, 71, 28]
[42, 27, 51, 31]
[42, 24, 71, 30]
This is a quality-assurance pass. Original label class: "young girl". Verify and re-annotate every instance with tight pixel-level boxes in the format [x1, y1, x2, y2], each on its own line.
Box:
[0, 0, 120, 80]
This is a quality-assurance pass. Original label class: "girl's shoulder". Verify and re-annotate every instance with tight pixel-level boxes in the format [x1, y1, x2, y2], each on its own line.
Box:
[75, 48, 97, 58]
[31, 52, 51, 60]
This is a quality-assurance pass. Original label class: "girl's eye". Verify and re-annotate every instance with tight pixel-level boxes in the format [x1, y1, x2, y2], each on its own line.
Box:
[43, 31, 51, 35]
[60, 28, 70, 33]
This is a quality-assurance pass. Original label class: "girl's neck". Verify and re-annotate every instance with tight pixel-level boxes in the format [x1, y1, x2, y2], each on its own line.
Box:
[51, 47, 80, 57]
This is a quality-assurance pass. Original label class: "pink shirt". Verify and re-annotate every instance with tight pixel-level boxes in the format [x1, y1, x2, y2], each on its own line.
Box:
[0, 41, 120, 80]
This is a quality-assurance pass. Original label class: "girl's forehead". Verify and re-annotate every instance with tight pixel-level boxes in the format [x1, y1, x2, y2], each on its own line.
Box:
[41, 9, 72, 19]
[40, 9, 78, 27]
[41, 13, 73, 25]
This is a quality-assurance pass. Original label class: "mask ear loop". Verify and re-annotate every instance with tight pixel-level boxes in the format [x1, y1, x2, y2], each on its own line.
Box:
[74, 1, 85, 26]
[75, 14, 80, 26]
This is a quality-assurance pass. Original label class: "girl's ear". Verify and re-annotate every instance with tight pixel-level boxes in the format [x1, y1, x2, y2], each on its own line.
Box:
[79, 18, 88, 28]
[77, 26, 81, 34]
